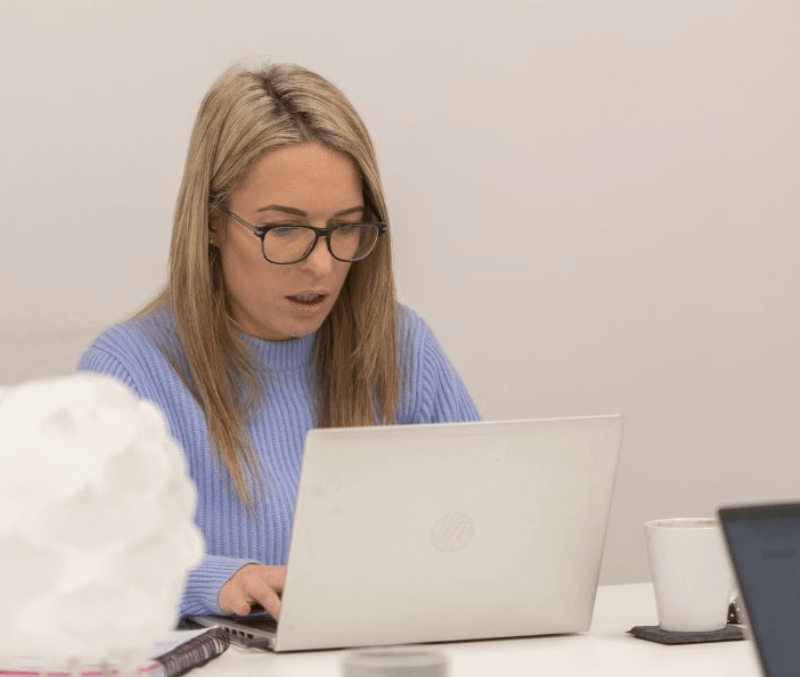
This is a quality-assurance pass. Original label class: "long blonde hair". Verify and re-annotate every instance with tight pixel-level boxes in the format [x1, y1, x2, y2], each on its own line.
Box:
[142, 62, 398, 504]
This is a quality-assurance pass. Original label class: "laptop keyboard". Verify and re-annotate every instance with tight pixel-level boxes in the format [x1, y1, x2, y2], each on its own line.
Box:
[238, 614, 278, 632]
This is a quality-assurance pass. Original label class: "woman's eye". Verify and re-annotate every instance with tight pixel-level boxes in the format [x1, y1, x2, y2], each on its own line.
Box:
[334, 222, 361, 233]
[268, 225, 302, 237]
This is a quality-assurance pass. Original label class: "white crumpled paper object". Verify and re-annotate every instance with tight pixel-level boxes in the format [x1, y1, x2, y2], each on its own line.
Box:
[0, 373, 204, 671]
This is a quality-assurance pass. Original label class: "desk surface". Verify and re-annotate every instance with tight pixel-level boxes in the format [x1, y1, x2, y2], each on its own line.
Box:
[193, 583, 762, 677]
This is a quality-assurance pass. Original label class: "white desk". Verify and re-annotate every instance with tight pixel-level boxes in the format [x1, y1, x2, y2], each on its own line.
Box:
[193, 583, 762, 677]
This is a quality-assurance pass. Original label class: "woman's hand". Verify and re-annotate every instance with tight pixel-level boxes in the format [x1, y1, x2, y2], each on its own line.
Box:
[219, 563, 286, 619]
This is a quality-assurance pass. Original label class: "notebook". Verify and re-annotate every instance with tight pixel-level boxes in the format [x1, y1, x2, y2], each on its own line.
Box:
[186, 415, 624, 652]
[0, 627, 229, 677]
[719, 502, 800, 677]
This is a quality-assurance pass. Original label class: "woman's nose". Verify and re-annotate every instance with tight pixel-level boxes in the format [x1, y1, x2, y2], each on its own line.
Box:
[298, 235, 335, 276]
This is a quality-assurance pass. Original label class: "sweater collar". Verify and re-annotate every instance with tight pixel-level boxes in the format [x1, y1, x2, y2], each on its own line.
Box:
[240, 331, 316, 370]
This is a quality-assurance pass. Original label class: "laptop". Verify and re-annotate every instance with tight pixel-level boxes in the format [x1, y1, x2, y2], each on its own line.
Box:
[719, 502, 800, 677]
[186, 415, 623, 651]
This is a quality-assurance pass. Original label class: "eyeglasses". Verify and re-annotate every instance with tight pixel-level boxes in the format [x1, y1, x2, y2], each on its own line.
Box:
[219, 206, 387, 265]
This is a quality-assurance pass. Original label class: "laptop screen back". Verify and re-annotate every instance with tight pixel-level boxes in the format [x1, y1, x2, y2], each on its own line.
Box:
[276, 416, 623, 651]
[719, 503, 800, 677]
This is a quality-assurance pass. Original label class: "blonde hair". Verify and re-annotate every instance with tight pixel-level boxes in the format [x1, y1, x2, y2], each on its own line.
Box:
[141, 62, 398, 504]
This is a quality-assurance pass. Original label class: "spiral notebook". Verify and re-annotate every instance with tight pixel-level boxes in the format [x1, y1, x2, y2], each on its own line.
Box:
[0, 627, 229, 677]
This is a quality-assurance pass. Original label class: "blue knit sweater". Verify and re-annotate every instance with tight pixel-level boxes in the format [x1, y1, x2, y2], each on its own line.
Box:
[77, 304, 479, 616]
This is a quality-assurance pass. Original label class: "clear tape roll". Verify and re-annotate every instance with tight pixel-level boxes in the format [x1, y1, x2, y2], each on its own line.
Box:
[342, 648, 449, 677]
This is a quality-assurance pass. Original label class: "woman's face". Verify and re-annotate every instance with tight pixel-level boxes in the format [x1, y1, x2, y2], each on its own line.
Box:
[217, 140, 362, 341]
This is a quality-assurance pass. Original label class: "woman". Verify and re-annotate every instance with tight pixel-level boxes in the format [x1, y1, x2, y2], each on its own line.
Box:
[79, 62, 479, 621]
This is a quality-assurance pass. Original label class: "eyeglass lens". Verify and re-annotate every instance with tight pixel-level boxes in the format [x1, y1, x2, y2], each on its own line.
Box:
[264, 224, 380, 263]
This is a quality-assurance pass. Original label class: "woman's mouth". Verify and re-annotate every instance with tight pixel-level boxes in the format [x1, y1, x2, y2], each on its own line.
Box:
[287, 293, 327, 308]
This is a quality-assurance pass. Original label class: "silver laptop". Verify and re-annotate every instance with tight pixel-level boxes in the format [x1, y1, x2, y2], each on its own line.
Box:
[719, 502, 800, 677]
[186, 415, 623, 651]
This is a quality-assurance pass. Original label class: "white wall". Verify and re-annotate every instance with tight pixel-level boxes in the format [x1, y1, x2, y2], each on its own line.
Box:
[1, 0, 798, 584]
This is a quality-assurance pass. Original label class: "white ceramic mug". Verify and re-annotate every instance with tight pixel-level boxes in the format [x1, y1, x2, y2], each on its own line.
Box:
[644, 517, 733, 632]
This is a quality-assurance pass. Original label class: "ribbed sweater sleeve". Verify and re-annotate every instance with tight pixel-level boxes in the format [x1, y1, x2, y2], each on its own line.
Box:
[77, 304, 479, 617]
[395, 306, 480, 424]
[77, 311, 263, 616]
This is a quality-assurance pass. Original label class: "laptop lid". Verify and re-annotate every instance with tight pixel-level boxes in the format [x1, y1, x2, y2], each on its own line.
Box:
[719, 502, 800, 677]
[267, 415, 622, 651]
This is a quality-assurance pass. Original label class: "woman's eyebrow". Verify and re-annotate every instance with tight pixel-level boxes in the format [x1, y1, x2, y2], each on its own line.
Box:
[332, 205, 365, 217]
[255, 204, 365, 217]
[255, 204, 306, 216]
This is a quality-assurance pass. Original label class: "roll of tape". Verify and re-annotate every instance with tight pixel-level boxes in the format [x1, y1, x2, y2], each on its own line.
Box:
[342, 647, 449, 677]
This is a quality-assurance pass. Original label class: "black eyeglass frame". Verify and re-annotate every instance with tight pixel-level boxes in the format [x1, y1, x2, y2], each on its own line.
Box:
[218, 205, 387, 265]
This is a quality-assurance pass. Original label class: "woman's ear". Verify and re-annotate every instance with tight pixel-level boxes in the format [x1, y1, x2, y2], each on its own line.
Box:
[209, 215, 226, 247]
